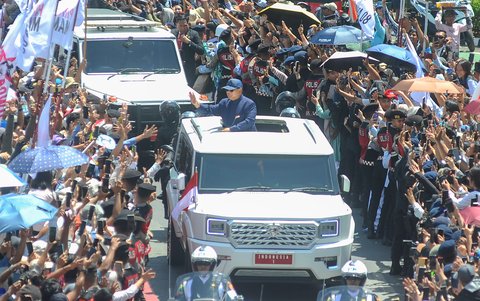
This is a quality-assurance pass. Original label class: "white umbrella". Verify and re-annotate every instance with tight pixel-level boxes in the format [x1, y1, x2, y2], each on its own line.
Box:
[96, 134, 116, 150]
[0, 164, 26, 188]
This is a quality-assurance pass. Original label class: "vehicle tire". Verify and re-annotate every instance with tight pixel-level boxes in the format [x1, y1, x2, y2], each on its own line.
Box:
[168, 219, 184, 266]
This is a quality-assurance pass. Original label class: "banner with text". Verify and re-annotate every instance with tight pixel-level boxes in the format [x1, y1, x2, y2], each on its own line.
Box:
[52, 0, 85, 50]
[354, 0, 375, 40]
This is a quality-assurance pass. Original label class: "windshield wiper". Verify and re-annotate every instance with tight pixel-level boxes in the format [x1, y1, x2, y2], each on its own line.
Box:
[107, 68, 145, 80]
[231, 185, 272, 192]
[143, 68, 180, 79]
[287, 187, 333, 193]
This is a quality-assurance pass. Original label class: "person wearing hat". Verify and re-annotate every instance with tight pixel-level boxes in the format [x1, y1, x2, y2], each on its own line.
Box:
[316, 2, 338, 28]
[134, 183, 155, 237]
[238, 38, 261, 102]
[247, 43, 278, 115]
[189, 78, 257, 132]
[206, 27, 238, 102]
[171, 14, 205, 87]
[434, 7, 473, 55]
[455, 264, 480, 300]
[121, 169, 142, 210]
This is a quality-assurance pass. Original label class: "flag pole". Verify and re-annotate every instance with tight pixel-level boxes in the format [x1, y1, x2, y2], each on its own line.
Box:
[422, 1, 429, 56]
[61, 1, 81, 89]
[397, 0, 405, 47]
[83, 0, 88, 62]
[42, 0, 61, 94]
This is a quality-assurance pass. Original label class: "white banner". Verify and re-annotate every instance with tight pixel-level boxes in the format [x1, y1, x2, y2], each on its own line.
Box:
[0, 12, 27, 116]
[354, 0, 375, 40]
[17, 0, 57, 69]
[51, 0, 84, 50]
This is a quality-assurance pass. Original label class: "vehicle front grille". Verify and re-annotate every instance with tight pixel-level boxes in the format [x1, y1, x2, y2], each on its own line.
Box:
[229, 222, 318, 249]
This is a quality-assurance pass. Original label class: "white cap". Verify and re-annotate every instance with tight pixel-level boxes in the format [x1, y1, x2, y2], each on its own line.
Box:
[215, 24, 229, 37]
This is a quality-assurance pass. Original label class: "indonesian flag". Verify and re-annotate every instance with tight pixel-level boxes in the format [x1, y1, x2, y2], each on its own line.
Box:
[171, 171, 198, 222]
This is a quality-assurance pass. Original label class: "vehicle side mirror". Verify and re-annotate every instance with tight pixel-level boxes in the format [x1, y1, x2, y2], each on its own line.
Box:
[339, 175, 350, 193]
[174, 173, 186, 190]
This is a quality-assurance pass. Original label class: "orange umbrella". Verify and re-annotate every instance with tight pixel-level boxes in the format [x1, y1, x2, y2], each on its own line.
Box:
[392, 77, 463, 94]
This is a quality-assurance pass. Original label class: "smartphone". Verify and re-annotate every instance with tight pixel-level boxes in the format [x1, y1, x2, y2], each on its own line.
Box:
[49, 226, 57, 243]
[75, 165, 81, 174]
[120, 190, 126, 203]
[93, 126, 100, 139]
[131, 145, 136, 154]
[82, 106, 89, 119]
[86, 163, 96, 178]
[73, 135, 80, 146]
[429, 256, 436, 270]
[104, 159, 112, 174]
[81, 186, 88, 198]
[97, 219, 105, 235]
[72, 180, 78, 193]
[87, 246, 96, 258]
[93, 238, 99, 248]
[418, 257, 428, 267]
[26, 241, 34, 255]
[418, 266, 426, 282]
[65, 192, 72, 208]
[449, 148, 461, 162]
[87, 205, 95, 221]
[114, 261, 124, 277]
[422, 286, 429, 301]
[127, 214, 135, 231]
[104, 237, 111, 246]
[102, 175, 110, 193]
[78, 220, 87, 236]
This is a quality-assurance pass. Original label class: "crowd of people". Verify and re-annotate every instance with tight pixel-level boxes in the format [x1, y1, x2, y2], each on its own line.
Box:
[1, 0, 480, 299]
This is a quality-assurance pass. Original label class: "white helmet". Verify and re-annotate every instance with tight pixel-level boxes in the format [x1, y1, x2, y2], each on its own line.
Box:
[191, 246, 217, 271]
[341, 260, 368, 286]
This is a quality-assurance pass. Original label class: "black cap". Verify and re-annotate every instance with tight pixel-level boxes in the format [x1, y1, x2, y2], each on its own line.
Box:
[122, 169, 142, 180]
[249, 39, 262, 50]
[100, 199, 115, 218]
[138, 183, 156, 195]
[192, 24, 206, 33]
[107, 109, 121, 118]
[206, 22, 217, 32]
[405, 114, 423, 126]
[115, 209, 145, 223]
[310, 59, 322, 70]
[385, 109, 406, 120]
[257, 43, 271, 54]
[362, 102, 379, 117]
[445, 100, 460, 113]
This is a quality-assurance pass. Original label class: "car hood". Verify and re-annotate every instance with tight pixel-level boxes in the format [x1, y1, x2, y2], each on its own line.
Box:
[82, 73, 191, 104]
[192, 192, 351, 219]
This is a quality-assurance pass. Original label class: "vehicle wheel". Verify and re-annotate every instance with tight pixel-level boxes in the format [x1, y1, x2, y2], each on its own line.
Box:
[168, 219, 184, 266]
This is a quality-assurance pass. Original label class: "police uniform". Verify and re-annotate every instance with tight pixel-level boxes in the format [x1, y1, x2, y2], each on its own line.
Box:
[175, 273, 237, 301]
[324, 289, 378, 301]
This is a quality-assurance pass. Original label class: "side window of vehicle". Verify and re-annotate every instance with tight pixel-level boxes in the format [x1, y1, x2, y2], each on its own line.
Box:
[175, 134, 193, 180]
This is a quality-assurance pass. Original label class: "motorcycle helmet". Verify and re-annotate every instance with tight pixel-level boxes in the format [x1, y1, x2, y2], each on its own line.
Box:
[280, 107, 301, 118]
[341, 260, 368, 286]
[191, 246, 217, 272]
[275, 91, 296, 114]
[160, 100, 181, 126]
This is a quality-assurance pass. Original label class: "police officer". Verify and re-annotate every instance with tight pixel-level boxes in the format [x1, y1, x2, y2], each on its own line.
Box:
[174, 246, 239, 301]
[317, 260, 379, 301]
[274, 91, 296, 115]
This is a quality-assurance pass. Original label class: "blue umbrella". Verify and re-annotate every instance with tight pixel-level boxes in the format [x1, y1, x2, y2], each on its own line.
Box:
[0, 164, 26, 188]
[8, 145, 89, 173]
[366, 44, 421, 72]
[310, 26, 364, 45]
[0, 193, 58, 233]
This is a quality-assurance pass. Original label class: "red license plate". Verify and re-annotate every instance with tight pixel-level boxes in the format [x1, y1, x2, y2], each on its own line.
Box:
[255, 254, 293, 265]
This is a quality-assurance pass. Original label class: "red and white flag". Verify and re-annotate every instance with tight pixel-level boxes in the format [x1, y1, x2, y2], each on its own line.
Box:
[171, 171, 198, 222]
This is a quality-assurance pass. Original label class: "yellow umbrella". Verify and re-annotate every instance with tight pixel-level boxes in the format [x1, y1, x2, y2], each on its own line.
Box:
[392, 77, 463, 94]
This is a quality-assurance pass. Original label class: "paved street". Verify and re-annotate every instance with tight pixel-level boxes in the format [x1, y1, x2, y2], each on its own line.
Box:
[145, 195, 405, 301]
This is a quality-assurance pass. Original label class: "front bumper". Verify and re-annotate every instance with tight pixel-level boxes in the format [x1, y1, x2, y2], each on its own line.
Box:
[187, 236, 353, 282]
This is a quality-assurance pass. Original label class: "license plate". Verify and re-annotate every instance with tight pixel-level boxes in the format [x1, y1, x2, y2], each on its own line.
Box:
[255, 254, 293, 265]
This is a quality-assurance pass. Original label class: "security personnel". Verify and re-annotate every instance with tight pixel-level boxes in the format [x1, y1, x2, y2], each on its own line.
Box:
[239, 39, 261, 102]
[134, 183, 155, 236]
[174, 246, 239, 301]
[317, 260, 379, 301]
[274, 91, 296, 115]
[248, 43, 277, 115]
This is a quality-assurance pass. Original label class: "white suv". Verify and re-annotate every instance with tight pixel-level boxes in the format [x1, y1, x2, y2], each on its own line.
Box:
[71, 8, 195, 135]
[166, 116, 354, 282]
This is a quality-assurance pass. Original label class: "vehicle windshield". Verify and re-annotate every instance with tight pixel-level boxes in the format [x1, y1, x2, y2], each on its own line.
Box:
[199, 154, 337, 193]
[85, 39, 181, 73]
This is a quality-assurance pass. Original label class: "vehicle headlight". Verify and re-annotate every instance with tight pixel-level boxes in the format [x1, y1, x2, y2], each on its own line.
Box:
[206, 218, 227, 236]
[319, 219, 339, 237]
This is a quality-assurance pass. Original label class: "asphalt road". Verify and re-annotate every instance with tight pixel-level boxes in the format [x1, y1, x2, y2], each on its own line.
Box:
[146, 197, 405, 301]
